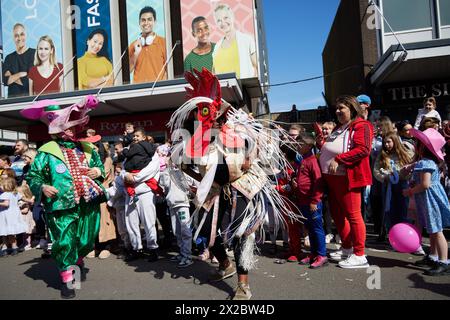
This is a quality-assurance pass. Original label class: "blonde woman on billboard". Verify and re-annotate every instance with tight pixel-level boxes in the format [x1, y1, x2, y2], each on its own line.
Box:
[77, 29, 114, 90]
[28, 36, 64, 96]
[212, 3, 258, 79]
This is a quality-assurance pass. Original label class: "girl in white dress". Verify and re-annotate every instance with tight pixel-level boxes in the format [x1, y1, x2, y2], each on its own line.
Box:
[0, 178, 27, 256]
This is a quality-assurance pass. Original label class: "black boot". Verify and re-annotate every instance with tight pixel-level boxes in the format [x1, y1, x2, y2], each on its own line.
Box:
[77, 263, 87, 282]
[60, 282, 76, 299]
[424, 262, 450, 276]
[124, 250, 141, 262]
[148, 249, 158, 262]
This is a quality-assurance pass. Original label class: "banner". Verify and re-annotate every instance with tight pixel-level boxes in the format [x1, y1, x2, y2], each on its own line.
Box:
[74, 0, 114, 91]
[1, 0, 63, 98]
[125, 0, 167, 84]
[180, 0, 258, 79]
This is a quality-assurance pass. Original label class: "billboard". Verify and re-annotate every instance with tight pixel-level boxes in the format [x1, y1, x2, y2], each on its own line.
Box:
[180, 0, 258, 79]
[1, 0, 64, 98]
[74, 0, 114, 91]
[125, 0, 167, 84]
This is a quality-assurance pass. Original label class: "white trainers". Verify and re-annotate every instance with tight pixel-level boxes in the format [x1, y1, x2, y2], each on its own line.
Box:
[325, 234, 334, 244]
[329, 248, 353, 261]
[36, 239, 48, 250]
[338, 254, 370, 269]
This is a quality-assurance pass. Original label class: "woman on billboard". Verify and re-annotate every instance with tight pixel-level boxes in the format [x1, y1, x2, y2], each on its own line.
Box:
[212, 3, 258, 79]
[77, 29, 114, 90]
[28, 36, 64, 96]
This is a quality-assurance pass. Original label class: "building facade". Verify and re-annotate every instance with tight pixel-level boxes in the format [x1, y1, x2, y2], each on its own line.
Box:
[0, 0, 270, 144]
[323, 0, 450, 123]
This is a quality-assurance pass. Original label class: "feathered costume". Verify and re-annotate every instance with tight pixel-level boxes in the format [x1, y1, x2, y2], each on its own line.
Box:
[21, 95, 106, 299]
[168, 69, 302, 271]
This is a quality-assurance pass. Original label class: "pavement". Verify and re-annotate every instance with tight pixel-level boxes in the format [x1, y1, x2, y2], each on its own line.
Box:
[0, 234, 449, 301]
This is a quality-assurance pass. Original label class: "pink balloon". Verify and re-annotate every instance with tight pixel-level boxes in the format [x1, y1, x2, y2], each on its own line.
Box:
[389, 223, 422, 253]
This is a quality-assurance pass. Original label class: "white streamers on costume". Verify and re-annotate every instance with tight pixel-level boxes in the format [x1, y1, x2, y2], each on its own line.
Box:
[168, 97, 304, 271]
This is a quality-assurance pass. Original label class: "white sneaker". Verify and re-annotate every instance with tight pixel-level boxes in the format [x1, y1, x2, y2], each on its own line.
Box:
[24, 245, 32, 251]
[325, 234, 334, 244]
[338, 254, 370, 269]
[329, 248, 353, 261]
[36, 239, 48, 250]
[413, 247, 426, 256]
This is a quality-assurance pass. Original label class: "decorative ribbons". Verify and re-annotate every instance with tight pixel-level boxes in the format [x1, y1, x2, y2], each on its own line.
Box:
[61, 147, 103, 204]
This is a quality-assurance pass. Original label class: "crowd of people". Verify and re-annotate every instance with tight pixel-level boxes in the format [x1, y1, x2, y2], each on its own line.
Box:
[0, 93, 449, 299]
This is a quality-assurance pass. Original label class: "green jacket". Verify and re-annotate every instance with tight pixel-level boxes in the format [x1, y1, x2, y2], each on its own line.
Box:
[27, 141, 106, 213]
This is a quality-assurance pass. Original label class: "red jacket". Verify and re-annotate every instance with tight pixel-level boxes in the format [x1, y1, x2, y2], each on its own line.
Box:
[295, 153, 324, 205]
[334, 118, 374, 190]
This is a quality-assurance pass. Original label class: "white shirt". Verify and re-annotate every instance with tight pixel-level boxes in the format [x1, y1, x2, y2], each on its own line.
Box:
[319, 124, 350, 176]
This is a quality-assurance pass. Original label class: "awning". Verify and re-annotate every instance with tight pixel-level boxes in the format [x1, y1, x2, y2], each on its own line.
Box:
[370, 39, 450, 86]
[0, 73, 244, 133]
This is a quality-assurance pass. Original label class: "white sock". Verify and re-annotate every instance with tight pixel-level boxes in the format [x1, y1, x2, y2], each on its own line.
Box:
[429, 255, 438, 261]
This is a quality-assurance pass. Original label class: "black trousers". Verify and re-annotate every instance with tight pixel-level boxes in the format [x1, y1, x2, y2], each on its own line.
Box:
[199, 190, 249, 275]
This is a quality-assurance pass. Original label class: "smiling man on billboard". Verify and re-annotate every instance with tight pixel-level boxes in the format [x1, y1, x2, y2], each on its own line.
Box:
[3, 23, 36, 97]
[128, 6, 167, 84]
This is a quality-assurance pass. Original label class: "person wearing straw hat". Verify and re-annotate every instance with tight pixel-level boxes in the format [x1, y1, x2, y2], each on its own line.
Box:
[403, 128, 450, 276]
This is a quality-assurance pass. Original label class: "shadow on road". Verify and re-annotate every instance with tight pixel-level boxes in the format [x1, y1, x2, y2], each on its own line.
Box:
[21, 258, 60, 290]
[407, 273, 450, 298]
[124, 251, 235, 298]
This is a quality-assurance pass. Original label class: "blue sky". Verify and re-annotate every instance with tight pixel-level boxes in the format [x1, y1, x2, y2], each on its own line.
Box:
[262, 0, 340, 112]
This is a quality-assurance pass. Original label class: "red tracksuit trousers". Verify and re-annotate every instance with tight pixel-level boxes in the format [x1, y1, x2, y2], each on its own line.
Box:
[324, 174, 366, 256]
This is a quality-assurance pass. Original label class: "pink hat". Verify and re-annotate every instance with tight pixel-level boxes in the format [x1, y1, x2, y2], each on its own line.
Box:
[21, 95, 99, 135]
[410, 128, 446, 161]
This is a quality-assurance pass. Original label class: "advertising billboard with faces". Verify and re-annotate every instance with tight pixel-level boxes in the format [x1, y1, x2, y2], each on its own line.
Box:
[74, 0, 114, 91]
[180, 0, 259, 79]
[1, 0, 64, 98]
[125, 0, 167, 84]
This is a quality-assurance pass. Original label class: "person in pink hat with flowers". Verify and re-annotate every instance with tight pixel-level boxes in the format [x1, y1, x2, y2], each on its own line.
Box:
[403, 128, 450, 276]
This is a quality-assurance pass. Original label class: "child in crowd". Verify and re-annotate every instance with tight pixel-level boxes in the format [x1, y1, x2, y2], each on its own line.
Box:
[122, 128, 161, 262]
[123, 127, 161, 199]
[314, 122, 337, 243]
[0, 178, 27, 257]
[0, 155, 11, 176]
[403, 128, 450, 276]
[121, 122, 135, 147]
[159, 161, 195, 268]
[414, 97, 442, 129]
[374, 132, 414, 232]
[106, 165, 131, 259]
[17, 184, 35, 251]
[295, 133, 327, 269]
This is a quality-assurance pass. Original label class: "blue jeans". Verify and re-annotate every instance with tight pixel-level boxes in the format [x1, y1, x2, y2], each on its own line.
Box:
[300, 203, 326, 257]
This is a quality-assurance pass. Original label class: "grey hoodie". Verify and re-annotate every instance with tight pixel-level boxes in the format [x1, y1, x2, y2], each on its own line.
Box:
[159, 169, 196, 209]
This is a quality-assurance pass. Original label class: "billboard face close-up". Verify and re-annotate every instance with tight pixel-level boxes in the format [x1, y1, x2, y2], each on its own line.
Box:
[74, 0, 114, 91]
[1, 0, 63, 98]
[181, 0, 258, 79]
[125, 0, 167, 84]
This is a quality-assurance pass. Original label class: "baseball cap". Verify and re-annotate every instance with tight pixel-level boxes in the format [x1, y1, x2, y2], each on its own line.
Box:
[357, 94, 372, 106]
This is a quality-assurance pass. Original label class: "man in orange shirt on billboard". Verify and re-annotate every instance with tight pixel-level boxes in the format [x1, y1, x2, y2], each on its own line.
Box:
[129, 6, 167, 84]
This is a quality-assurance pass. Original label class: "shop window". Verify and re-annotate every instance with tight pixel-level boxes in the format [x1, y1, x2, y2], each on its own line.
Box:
[382, 0, 432, 32]
[440, 0, 450, 26]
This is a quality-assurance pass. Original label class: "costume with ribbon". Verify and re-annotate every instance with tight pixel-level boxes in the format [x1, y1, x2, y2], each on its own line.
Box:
[22, 95, 106, 298]
[168, 69, 302, 273]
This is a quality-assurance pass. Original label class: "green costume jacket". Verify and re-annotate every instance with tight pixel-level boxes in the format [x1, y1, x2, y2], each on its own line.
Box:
[27, 141, 107, 213]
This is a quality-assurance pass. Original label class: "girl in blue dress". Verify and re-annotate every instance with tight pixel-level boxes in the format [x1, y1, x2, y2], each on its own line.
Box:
[403, 128, 450, 276]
